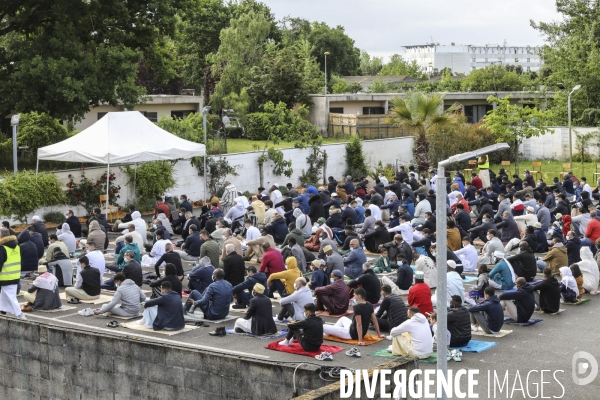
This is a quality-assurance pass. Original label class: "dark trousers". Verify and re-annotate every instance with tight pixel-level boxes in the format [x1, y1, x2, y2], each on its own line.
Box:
[277, 303, 295, 320]
[285, 327, 321, 352]
[114, 241, 125, 255]
[376, 317, 390, 332]
[269, 280, 286, 297]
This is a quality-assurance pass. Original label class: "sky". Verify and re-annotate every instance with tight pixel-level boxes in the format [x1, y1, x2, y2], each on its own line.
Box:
[262, 0, 562, 60]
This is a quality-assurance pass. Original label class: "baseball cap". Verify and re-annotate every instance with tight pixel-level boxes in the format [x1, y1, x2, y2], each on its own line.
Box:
[332, 270, 343, 278]
[447, 260, 457, 269]
[415, 271, 425, 280]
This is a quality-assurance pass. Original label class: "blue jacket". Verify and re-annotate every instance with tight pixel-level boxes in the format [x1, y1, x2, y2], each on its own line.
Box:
[381, 199, 401, 211]
[144, 291, 185, 331]
[341, 207, 358, 225]
[180, 200, 193, 213]
[402, 201, 415, 219]
[183, 232, 203, 257]
[310, 269, 328, 290]
[343, 247, 367, 279]
[267, 217, 289, 244]
[292, 194, 310, 214]
[188, 265, 215, 294]
[195, 279, 233, 320]
[355, 206, 365, 223]
[342, 181, 355, 194]
[306, 185, 318, 196]
[468, 295, 504, 333]
[489, 260, 515, 290]
[453, 177, 465, 194]
[232, 272, 269, 296]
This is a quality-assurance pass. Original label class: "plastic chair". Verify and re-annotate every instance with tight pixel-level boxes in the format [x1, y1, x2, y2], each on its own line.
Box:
[560, 163, 572, 177]
[463, 159, 478, 178]
[532, 162, 543, 180]
[593, 164, 600, 181]
[99, 195, 119, 222]
[501, 161, 511, 175]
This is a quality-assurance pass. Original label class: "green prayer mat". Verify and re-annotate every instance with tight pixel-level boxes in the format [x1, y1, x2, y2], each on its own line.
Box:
[368, 349, 437, 364]
[563, 298, 590, 306]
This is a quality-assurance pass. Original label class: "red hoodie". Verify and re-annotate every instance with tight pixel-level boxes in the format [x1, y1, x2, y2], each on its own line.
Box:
[408, 282, 434, 316]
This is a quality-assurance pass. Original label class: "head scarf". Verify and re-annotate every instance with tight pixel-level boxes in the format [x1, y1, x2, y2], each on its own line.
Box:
[559, 266, 579, 295]
[33, 272, 58, 291]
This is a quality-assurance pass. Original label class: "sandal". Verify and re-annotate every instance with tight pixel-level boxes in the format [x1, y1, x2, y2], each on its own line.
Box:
[194, 322, 209, 327]
[67, 298, 81, 304]
[107, 321, 120, 328]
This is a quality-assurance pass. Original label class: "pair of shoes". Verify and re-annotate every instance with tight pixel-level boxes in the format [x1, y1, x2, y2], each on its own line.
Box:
[232, 304, 247, 309]
[20, 305, 33, 312]
[447, 350, 453, 361]
[17, 314, 27, 320]
[234, 327, 245, 333]
[346, 347, 361, 358]
[315, 351, 333, 361]
[209, 326, 226, 336]
[194, 321, 209, 327]
[451, 350, 462, 362]
[67, 298, 81, 304]
[107, 321, 120, 328]
[386, 335, 392, 340]
[278, 338, 294, 346]
[470, 325, 479, 332]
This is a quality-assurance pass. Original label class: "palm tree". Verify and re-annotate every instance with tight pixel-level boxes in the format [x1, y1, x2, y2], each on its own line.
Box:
[386, 92, 461, 170]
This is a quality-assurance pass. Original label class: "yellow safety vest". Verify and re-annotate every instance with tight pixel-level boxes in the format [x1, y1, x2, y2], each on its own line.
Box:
[0, 244, 21, 283]
[479, 156, 489, 169]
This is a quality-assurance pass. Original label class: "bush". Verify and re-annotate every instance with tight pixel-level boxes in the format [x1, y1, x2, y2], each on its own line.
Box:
[123, 161, 176, 199]
[126, 197, 156, 213]
[245, 112, 271, 141]
[345, 135, 369, 179]
[43, 211, 66, 224]
[66, 169, 120, 216]
[0, 171, 66, 222]
[371, 161, 395, 181]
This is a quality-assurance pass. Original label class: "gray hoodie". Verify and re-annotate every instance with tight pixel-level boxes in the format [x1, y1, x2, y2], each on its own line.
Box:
[99, 279, 146, 315]
[57, 223, 76, 253]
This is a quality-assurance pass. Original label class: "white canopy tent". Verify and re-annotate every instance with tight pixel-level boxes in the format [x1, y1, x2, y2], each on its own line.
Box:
[37, 111, 206, 213]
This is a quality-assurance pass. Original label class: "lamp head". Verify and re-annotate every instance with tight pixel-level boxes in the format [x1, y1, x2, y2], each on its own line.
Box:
[202, 106, 211, 114]
[556, 83, 566, 90]
[324, 51, 330, 55]
[573, 84, 582, 92]
[10, 114, 20, 125]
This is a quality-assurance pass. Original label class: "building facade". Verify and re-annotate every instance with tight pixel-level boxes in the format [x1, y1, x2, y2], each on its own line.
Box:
[402, 43, 541, 75]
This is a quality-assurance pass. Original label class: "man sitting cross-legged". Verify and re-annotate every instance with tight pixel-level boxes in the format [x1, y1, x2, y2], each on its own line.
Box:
[278, 303, 324, 352]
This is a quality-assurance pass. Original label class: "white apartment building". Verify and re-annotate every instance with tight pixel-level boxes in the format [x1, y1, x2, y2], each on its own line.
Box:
[402, 42, 541, 75]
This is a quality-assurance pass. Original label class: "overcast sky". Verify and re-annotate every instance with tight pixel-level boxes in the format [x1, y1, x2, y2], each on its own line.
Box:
[262, 0, 562, 60]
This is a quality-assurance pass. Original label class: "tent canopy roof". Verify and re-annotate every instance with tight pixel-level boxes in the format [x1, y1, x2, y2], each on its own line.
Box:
[37, 111, 205, 164]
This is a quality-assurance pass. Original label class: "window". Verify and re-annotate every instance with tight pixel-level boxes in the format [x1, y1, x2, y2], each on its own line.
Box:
[471, 66, 476, 71]
[527, 58, 530, 63]
[170, 110, 194, 119]
[485, 58, 488, 62]
[139, 111, 158, 122]
[329, 107, 344, 114]
[97, 112, 107, 120]
[362, 107, 385, 115]
[463, 105, 493, 123]
[527, 67, 531, 71]
[472, 58, 476, 62]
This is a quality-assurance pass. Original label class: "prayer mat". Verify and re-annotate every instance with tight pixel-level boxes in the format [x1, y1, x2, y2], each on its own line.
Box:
[563, 298, 591, 305]
[121, 322, 197, 336]
[225, 327, 288, 339]
[19, 303, 77, 313]
[265, 341, 345, 357]
[451, 340, 497, 353]
[316, 310, 354, 318]
[323, 333, 385, 346]
[100, 313, 143, 320]
[273, 318, 293, 325]
[59, 293, 114, 304]
[503, 318, 543, 326]
[183, 314, 236, 324]
[471, 329, 513, 338]
[535, 309, 564, 315]
[368, 349, 437, 364]
[462, 276, 478, 283]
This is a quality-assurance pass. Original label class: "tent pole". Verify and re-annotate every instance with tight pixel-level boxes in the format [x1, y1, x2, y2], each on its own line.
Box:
[106, 162, 110, 216]
[35, 158, 39, 177]
[134, 163, 137, 198]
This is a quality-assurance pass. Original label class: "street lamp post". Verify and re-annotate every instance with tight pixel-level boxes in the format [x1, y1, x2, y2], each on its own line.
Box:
[202, 106, 211, 202]
[557, 83, 581, 165]
[10, 114, 20, 174]
[324, 52, 330, 95]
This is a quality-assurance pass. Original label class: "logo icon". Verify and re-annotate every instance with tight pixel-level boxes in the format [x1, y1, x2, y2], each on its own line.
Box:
[572, 351, 598, 385]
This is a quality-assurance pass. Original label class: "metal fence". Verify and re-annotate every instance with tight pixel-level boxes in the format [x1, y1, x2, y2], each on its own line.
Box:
[327, 113, 413, 139]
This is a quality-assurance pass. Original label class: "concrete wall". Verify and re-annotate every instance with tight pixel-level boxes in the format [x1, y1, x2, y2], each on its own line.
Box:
[0, 317, 328, 400]
[518, 126, 599, 161]
[2, 136, 414, 224]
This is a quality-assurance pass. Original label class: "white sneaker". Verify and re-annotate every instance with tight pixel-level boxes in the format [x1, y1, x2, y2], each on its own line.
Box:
[386, 345, 393, 353]
[278, 339, 293, 346]
[386, 335, 393, 340]
[17, 314, 27, 320]
[471, 325, 479, 332]
[137, 317, 147, 326]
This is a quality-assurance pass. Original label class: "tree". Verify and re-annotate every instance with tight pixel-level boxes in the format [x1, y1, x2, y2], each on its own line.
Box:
[379, 54, 426, 80]
[369, 78, 388, 93]
[345, 135, 368, 179]
[156, 113, 204, 143]
[307, 22, 361, 78]
[0, 0, 187, 121]
[330, 75, 362, 94]
[532, 1, 600, 126]
[460, 65, 525, 92]
[482, 95, 552, 174]
[0, 112, 70, 161]
[386, 92, 461, 170]
[359, 51, 383, 76]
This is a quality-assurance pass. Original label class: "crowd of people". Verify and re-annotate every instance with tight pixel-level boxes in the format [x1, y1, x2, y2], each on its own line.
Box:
[1, 165, 599, 361]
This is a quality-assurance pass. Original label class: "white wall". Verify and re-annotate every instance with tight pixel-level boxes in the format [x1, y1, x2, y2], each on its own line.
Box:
[3, 136, 414, 224]
[519, 126, 599, 161]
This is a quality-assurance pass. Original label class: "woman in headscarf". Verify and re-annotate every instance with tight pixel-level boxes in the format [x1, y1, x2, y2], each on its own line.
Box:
[577, 247, 599, 294]
[559, 266, 579, 303]
[569, 264, 585, 299]
[57, 222, 76, 253]
[22, 265, 61, 312]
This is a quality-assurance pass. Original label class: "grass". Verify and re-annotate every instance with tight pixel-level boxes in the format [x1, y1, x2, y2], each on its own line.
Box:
[489, 160, 600, 182]
[222, 138, 348, 154]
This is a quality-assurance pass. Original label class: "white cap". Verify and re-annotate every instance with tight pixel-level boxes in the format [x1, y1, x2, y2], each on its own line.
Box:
[165, 193, 172, 197]
[526, 206, 534, 212]
[493, 251, 505, 259]
[32, 216, 40, 221]
[331, 193, 338, 197]
[447, 260, 457, 269]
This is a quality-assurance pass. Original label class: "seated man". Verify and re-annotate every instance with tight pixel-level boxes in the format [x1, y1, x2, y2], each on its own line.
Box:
[222, 243, 246, 288]
[65, 256, 101, 302]
[323, 288, 385, 348]
[141, 230, 169, 266]
[187, 259, 215, 295]
[46, 247, 73, 287]
[488, 251, 516, 290]
[537, 236, 568, 275]
[477, 229, 504, 265]
[308, 259, 328, 290]
[234, 283, 277, 335]
[314, 270, 350, 315]
[140, 281, 185, 331]
[468, 286, 504, 334]
[22, 265, 61, 311]
[324, 245, 344, 278]
[121, 250, 143, 287]
[104, 235, 140, 286]
[232, 266, 268, 309]
[347, 262, 381, 305]
[498, 277, 535, 323]
[175, 225, 202, 262]
[259, 242, 286, 278]
[342, 239, 367, 279]
[186, 268, 233, 320]
[432, 260, 464, 307]
[506, 242, 537, 282]
[114, 224, 144, 256]
[276, 277, 313, 321]
[382, 254, 413, 295]
[287, 237, 307, 273]
[447, 295, 472, 348]
[267, 256, 302, 298]
[154, 243, 183, 280]
[454, 236, 479, 273]
[94, 273, 146, 317]
[532, 267, 561, 314]
[244, 228, 275, 262]
[375, 284, 407, 332]
[389, 306, 433, 358]
[279, 303, 324, 351]
[408, 271, 433, 316]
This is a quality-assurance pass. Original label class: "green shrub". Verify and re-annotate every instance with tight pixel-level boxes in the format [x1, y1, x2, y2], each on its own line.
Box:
[245, 112, 271, 140]
[345, 135, 369, 179]
[0, 171, 66, 222]
[126, 197, 156, 213]
[66, 170, 120, 216]
[123, 161, 176, 199]
[43, 211, 66, 224]
[371, 161, 395, 181]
